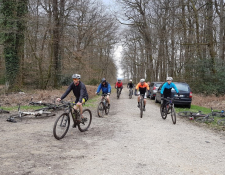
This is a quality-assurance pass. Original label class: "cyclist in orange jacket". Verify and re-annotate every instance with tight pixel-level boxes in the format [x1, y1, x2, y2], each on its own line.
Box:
[135, 79, 150, 111]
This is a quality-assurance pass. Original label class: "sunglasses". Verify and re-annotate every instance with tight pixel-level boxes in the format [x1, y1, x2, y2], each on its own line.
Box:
[73, 78, 79, 81]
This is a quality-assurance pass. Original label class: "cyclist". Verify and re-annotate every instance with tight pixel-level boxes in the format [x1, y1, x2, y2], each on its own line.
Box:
[57, 74, 88, 121]
[115, 78, 123, 96]
[134, 79, 150, 111]
[127, 79, 134, 95]
[160, 77, 179, 111]
[96, 78, 111, 109]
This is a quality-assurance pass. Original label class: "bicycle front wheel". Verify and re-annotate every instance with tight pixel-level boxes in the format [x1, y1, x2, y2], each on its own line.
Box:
[171, 107, 176, 124]
[195, 116, 214, 123]
[53, 113, 70, 140]
[97, 102, 104, 117]
[129, 90, 132, 99]
[78, 109, 92, 132]
[140, 100, 143, 118]
[160, 105, 167, 119]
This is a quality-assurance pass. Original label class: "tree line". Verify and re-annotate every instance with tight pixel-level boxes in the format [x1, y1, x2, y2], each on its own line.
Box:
[0, 0, 118, 91]
[118, 0, 225, 95]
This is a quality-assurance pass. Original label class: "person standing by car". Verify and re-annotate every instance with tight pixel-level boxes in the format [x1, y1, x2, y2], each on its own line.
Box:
[96, 78, 111, 109]
[134, 79, 150, 111]
[57, 74, 88, 121]
[160, 77, 179, 109]
[115, 79, 123, 96]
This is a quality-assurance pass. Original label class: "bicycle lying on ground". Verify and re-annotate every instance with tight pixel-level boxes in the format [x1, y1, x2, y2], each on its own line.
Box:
[53, 101, 92, 140]
[160, 97, 176, 124]
[97, 93, 109, 117]
[7, 103, 55, 123]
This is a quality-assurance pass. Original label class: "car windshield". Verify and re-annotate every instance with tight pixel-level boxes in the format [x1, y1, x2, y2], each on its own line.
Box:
[155, 83, 162, 87]
[172, 83, 189, 92]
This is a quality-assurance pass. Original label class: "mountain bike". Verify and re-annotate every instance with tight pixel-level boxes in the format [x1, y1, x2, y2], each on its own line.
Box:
[116, 88, 122, 99]
[128, 88, 133, 99]
[97, 94, 109, 117]
[7, 103, 55, 123]
[53, 101, 92, 140]
[137, 94, 145, 118]
[160, 97, 176, 124]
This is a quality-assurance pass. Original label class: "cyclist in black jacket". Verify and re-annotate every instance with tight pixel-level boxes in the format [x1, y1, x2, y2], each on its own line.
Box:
[57, 74, 88, 121]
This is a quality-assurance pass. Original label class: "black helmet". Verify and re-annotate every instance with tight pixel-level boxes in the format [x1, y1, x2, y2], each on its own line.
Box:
[101, 78, 106, 83]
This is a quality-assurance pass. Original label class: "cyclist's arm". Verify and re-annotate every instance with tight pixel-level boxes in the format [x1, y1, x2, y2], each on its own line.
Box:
[172, 83, 179, 94]
[60, 82, 73, 100]
[108, 83, 111, 94]
[78, 84, 86, 103]
[160, 83, 166, 94]
[96, 84, 102, 94]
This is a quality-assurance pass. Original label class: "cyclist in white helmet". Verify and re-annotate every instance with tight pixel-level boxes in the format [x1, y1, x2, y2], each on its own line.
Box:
[134, 78, 150, 111]
[160, 77, 179, 110]
[57, 74, 88, 122]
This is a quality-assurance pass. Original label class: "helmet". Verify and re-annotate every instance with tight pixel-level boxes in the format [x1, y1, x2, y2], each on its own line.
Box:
[101, 78, 106, 83]
[166, 77, 173, 81]
[140, 79, 145, 83]
[72, 74, 81, 79]
[130, 79, 132, 81]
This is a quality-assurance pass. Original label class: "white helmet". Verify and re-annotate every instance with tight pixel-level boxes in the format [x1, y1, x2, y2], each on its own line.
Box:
[130, 79, 132, 81]
[166, 77, 173, 81]
[72, 74, 81, 79]
[140, 79, 145, 83]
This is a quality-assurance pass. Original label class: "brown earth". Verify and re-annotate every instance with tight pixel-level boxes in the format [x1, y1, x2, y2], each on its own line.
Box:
[0, 85, 225, 110]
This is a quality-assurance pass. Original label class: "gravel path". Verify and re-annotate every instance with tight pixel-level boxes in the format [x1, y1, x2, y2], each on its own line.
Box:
[0, 88, 225, 175]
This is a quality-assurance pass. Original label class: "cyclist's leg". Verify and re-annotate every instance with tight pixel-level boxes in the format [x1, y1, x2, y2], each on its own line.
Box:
[137, 95, 140, 107]
[107, 95, 110, 108]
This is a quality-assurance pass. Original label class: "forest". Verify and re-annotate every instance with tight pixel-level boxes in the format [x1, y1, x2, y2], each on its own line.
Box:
[0, 0, 225, 95]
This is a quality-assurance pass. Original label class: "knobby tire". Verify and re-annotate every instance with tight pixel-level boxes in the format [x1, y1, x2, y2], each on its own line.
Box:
[53, 113, 70, 140]
[78, 109, 92, 132]
[160, 104, 167, 119]
[171, 107, 176, 124]
[97, 102, 105, 117]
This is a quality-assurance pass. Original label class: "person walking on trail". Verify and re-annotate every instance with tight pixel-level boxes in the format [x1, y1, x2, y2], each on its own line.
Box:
[135, 79, 150, 111]
[57, 74, 88, 121]
[160, 77, 179, 109]
[96, 78, 111, 109]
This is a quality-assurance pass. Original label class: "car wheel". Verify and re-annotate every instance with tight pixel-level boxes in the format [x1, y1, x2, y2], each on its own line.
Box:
[187, 104, 191, 109]
[155, 96, 158, 103]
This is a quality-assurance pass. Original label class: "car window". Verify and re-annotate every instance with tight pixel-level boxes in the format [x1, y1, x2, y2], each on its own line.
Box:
[172, 83, 189, 92]
[155, 83, 162, 87]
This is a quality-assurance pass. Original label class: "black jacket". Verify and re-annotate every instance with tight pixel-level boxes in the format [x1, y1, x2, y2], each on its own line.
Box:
[61, 81, 88, 103]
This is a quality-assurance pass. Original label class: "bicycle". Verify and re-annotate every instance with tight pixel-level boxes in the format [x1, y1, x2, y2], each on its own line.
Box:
[97, 93, 109, 117]
[116, 88, 122, 99]
[7, 103, 55, 123]
[53, 101, 92, 140]
[217, 118, 225, 126]
[128, 88, 133, 99]
[0, 105, 10, 114]
[160, 97, 176, 124]
[136, 94, 145, 118]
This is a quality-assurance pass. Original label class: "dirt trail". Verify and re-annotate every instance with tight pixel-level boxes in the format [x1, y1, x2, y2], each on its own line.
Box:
[0, 88, 225, 175]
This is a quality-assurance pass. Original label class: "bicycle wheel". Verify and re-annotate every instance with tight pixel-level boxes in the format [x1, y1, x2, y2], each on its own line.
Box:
[140, 99, 143, 118]
[195, 116, 214, 123]
[78, 109, 92, 132]
[160, 104, 167, 119]
[217, 119, 225, 126]
[178, 111, 192, 117]
[53, 113, 70, 140]
[105, 102, 109, 115]
[129, 90, 132, 99]
[97, 102, 104, 117]
[171, 107, 176, 124]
